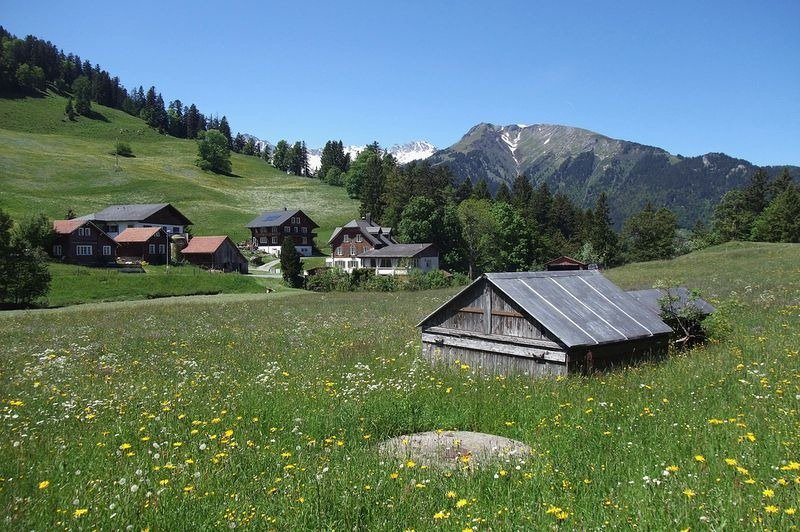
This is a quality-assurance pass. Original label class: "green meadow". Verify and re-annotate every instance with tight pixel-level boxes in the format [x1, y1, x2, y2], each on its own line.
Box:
[0, 92, 359, 245]
[44, 263, 286, 308]
[1, 242, 798, 529]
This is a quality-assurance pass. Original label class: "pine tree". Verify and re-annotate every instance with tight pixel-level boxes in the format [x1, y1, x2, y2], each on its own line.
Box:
[219, 116, 232, 148]
[769, 168, 794, 201]
[233, 133, 246, 153]
[471, 178, 492, 200]
[455, 178, 473, 203]
[280, 236, 303, 288]
[301, 141, 310, 176]
[589, 192, 619, 266]
[272, 140, 290, 171]
[71, 76, 92, 115]
[510, 175, 533, 211]
[261, 143, 271, 164]
[65, 96, 76, 120]
[359, 152, 386, 220]
[751, 184, 800, 242]
[495, 182, 512, 204]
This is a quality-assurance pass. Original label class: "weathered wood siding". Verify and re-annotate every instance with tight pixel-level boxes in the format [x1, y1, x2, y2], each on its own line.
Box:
[422, 340, 567, 377]
[490, 288, 550, 340]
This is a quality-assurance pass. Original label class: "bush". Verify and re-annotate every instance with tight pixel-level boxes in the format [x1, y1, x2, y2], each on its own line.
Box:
[363, 274, 399, 292]
[305, 269, 352, 292]
[114, 141, 133, 157]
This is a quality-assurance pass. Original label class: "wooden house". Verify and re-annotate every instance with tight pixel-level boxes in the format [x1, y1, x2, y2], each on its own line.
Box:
[544, 256, 588, 271]
[326, 214, 398, 272]
[180, 236, 249, 273]
[52, 219, 118, 266]
[246, 208, 318, 256]
[418, 270, 673, 377]
[114, 227, 169, 265]
[358, 243, 439, 275]
[78, 203, 192, 238]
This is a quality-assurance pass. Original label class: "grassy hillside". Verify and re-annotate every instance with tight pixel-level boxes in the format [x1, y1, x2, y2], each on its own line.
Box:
[0, 92, 358, 246]
[1, 242, 798, 529]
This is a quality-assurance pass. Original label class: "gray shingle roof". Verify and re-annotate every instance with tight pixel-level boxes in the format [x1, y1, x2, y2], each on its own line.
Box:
[79, 203, 191, 225]
[328, 219, 396, 246]
[627, 287, 715, 317]
[245, 209, 318, 229]
[420, 270, 672, 348]
[358, 243, 436, 258]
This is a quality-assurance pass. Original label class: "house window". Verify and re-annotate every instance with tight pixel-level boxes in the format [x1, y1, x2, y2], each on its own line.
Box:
[127, 224, 135, 228]
[271, 236, 278, 244]
[380, 258, 392, 268]
[78, 226, 90, 236]
[336, 246, 342, 256]
[356, 234, 362, 242]
[172, 226, 180, 233]
[149, 244, 156, 254]
[302, 227, 307, 234]
[343, 234, 350, 243]
[259, 237, 268, 244]
[53, 244, 62, 256]
[76, 245, 92, 256]
[349, 244, 356, 256]
[108, 225, 118, 233]
[159, 244, 166, 254]
[293, 226, 298, 233]
[102, 245, 112, 256]
[284, 226, 290, 233]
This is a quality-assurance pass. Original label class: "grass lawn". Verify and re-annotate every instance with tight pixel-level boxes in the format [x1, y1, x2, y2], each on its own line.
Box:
[1, 242, 798, 529]
[44, 262, 289, 307]
[0, 92, 358, 247]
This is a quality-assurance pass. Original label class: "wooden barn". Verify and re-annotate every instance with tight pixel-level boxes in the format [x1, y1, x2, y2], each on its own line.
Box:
[418, 270, 673, 377]
[180, 236, 249, 273]
[544, 255, 588, 271]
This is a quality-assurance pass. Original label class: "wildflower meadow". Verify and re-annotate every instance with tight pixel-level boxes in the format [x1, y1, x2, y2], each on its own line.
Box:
[1, 242, 798, 529]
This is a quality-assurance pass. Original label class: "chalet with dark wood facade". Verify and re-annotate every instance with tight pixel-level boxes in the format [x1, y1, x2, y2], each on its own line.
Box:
[52, 219, 118, 265]
[326, 215, 398, 272]
[419, 270, 672, 377]
[246, 209, 318, 256]
[180, 236, 248, 273]
[114, 227, 169, 265]
[544, 256, 589, 271]
[78, 203, 192, 238]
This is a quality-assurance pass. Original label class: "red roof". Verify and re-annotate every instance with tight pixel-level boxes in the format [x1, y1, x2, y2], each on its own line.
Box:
[53, 219, 88, 235]
[115, 227, 162, 243]
[181, 236, 229, 254]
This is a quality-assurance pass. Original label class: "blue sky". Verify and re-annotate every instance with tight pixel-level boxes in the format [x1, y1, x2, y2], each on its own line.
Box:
[3, 1, 799, 164]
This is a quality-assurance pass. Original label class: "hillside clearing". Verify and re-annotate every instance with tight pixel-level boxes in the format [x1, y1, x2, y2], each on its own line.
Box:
[0, 92, 358, 245]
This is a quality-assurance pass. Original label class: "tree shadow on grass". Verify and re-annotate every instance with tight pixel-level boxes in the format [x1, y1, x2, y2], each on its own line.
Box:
[82, 109, 109, 122]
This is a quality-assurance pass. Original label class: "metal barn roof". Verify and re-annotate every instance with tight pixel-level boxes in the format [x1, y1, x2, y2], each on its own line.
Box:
[627, 287, 715, 317]
[420, 270, 672, 348]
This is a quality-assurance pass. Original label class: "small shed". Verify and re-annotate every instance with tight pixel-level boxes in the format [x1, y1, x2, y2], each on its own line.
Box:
[544, 256, 588, 271]
[627, 287, 715, 317]
[180, 236, 249, 273]
[418, 270, 673, 377]
[115, 227, 169, 264]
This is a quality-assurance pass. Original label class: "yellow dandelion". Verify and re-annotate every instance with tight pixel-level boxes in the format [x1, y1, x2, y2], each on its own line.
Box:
[73, 508, 88, 518]
[724, 458, 738, 466]
[666, 465, 679, 472]
[682, 488, 696, 498]
[694, 455, 705, 463]
[785, 508, 796, 515]
[119, 443, 132, 450]
[446, 490, 457, 498]
[744, 478, 756, 485]
[159, 479, 169, 486]
[433, 510, 449, 520]
[555, 510, 569, 521]
[406, 460, 416, 469]
[456, 498, 468, 508]
[183, 485, 194, 493]
[38, 480, 50, 490]
[389, 472, 399, 480]
[762, 489, 774, 498]
[764, 505, 779, 514]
